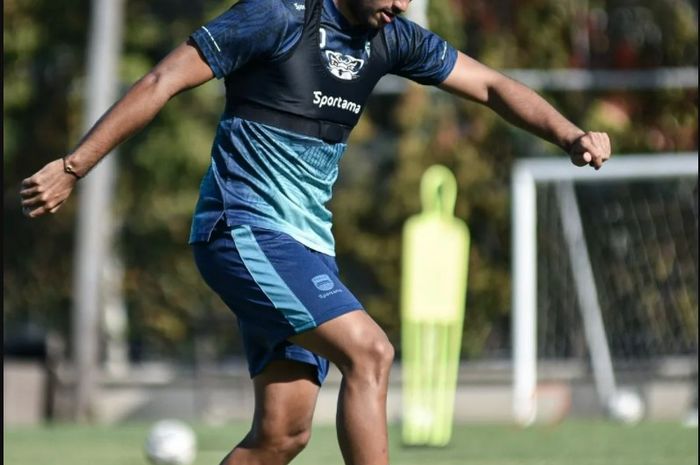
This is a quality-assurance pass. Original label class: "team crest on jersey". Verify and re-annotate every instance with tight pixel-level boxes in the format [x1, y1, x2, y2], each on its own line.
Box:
[325, 50, 365, 80]
[319, 27, 369, 81]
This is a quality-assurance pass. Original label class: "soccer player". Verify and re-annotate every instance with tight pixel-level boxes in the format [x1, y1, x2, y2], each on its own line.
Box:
[20, 0, 611, 464]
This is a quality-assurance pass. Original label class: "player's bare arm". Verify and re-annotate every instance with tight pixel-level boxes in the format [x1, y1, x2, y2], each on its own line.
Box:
[439, 51, 611, 170]
[20, 40, 214, 219]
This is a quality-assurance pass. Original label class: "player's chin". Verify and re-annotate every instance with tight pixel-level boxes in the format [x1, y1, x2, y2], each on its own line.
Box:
[365, 18, 384, 29]
[367, 13, 392, 29]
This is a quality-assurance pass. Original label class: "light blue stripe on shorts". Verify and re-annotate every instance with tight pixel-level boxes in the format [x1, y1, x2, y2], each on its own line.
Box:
[231, 225, 317, 332]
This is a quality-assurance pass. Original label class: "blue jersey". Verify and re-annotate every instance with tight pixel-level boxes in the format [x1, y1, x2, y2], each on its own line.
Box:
[189, 0, 458, 255]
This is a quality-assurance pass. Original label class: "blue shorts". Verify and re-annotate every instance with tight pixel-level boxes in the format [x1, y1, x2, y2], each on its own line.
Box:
[192, 223, 364, 385]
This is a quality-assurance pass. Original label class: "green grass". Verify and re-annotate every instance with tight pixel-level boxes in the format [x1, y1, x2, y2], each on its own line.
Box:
[4, 421, 698, 465]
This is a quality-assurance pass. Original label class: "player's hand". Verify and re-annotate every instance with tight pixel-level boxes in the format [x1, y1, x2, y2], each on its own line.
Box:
[569, 131, 611, 170]
[20, 158, 78, 218]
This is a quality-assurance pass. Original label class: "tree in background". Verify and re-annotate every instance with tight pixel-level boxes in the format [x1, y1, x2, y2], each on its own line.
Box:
[5, 0, 91, 345]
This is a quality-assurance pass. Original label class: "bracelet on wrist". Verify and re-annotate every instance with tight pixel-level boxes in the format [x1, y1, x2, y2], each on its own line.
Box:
[62, 157, 82, 180]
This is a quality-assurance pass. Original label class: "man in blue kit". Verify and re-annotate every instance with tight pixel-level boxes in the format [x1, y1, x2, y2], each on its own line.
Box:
[21, 0, 611, 463]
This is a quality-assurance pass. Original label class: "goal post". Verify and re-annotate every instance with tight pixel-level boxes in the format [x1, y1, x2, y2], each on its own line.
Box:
[512, 152, 698, 426]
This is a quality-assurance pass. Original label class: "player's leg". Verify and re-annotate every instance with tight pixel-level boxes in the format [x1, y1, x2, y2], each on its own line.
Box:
[219, 360, 320, 465]
[192, 226, 320, 465]
[194, 224, 391, 464]
[290, 310, 394, 465]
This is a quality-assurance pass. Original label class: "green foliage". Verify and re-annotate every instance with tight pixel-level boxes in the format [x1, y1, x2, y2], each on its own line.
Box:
[4, 0, 227, 358]
[4, 0, 90, 338]
[113, 2, 229, 357]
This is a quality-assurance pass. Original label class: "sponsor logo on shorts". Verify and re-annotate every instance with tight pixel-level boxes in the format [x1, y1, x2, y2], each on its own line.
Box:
[312, 274, 334, 291]
[312, 274, 343, 299]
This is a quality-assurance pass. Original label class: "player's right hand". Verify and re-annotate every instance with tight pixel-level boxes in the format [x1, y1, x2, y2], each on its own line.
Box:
[569, 131, 611, 170]
[20, 158, 77, 218]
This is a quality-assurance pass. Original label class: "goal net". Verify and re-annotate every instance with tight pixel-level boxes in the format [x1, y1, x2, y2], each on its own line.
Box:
[511, 153, 698, 425]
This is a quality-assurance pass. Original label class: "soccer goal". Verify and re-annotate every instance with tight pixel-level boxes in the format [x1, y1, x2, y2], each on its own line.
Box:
[511, 153, 698, 426]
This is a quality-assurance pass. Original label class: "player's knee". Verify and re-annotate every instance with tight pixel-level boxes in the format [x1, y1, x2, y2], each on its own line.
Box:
[274, 429, 311, 460]
[348, 335, 394, 383]
[256, 427, 311, 460]
[285, 428, 311, 457]
[371, 337, 395, 371]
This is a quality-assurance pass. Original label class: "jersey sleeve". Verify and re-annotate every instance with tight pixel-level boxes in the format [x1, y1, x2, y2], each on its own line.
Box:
[386, 18, 458, 85]
[190, 0, 300, 79]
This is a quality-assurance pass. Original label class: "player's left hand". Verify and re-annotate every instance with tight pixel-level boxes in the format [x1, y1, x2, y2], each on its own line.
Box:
[569, 131, 611, 170]
[20, 158, 78, 218]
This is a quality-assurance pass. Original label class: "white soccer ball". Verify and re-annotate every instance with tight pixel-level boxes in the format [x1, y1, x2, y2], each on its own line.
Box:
[682, 408, 698, 428]
[607, 390, 645, 424]
[144, 419, 197, 465]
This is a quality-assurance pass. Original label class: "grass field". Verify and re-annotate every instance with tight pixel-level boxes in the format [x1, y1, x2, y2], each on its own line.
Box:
[4, 420, 697, 465]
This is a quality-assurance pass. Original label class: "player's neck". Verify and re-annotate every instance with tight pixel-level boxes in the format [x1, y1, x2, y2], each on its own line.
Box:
[332, 0, 360, 26]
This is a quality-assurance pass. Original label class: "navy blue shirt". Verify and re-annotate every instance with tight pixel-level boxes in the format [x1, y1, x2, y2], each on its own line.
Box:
[189, 0, 458, 255]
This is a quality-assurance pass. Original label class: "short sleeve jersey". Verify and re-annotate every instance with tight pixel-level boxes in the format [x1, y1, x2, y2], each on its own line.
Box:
[189, 0, 458, 255]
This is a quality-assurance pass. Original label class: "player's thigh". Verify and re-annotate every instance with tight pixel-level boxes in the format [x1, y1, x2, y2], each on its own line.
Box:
[289, 310, 393, 369]
[250, 360, 320, 439]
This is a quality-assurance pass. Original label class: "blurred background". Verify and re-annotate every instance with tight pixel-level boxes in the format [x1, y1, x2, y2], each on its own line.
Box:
[3, 0, 698, 436]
